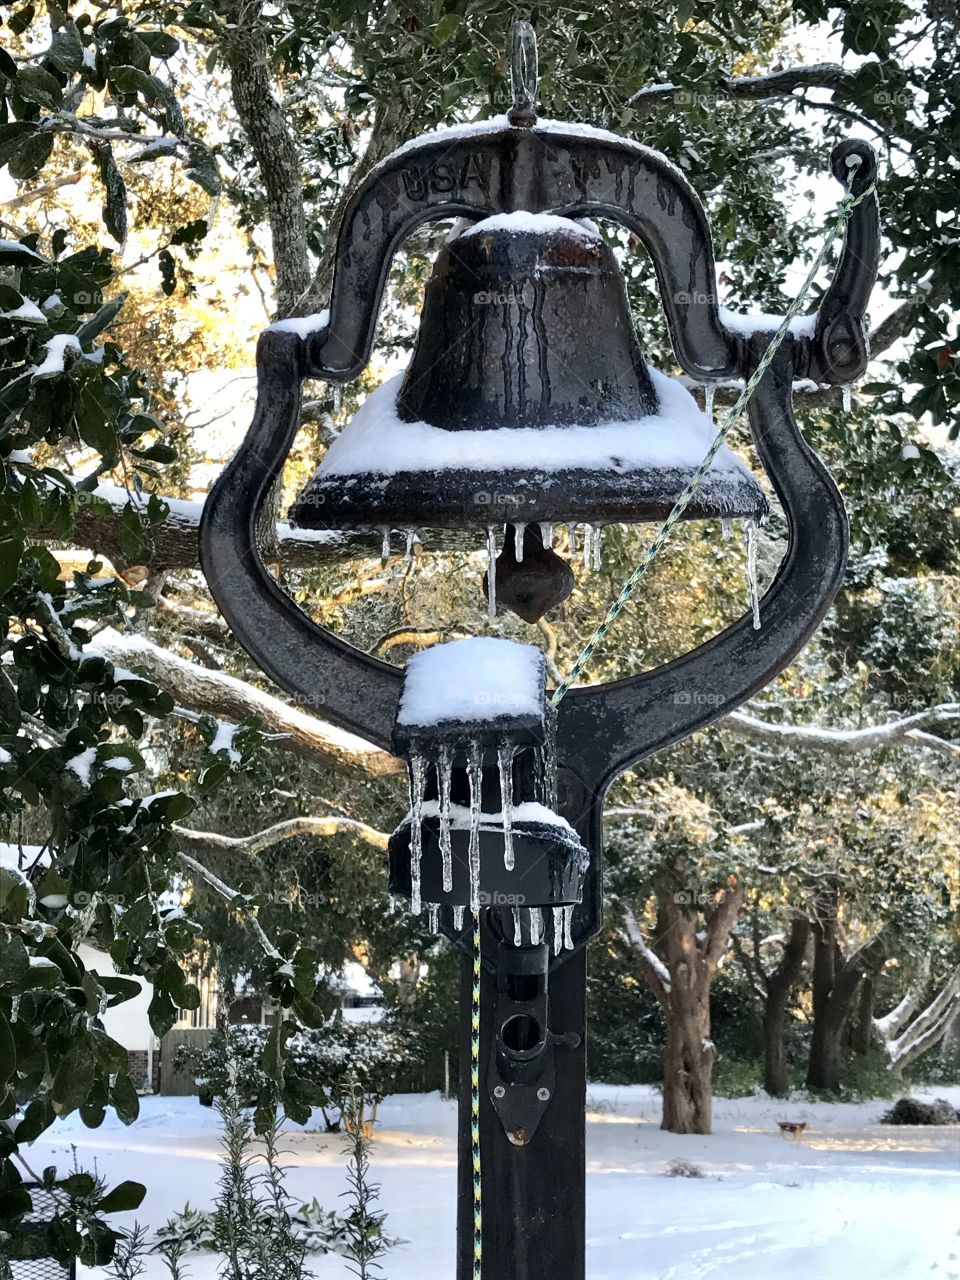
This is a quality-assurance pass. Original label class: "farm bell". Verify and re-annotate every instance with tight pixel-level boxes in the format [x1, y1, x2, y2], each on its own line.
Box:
[290, 213, 768, 622]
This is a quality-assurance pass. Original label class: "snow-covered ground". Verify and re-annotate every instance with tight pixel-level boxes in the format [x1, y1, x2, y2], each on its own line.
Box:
[25, 1085, 960, 1279]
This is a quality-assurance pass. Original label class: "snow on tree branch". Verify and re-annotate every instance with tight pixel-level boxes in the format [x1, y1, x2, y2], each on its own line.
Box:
[874, 966, 960, 1074]
[721, 705, 960, 761]
[176, 850, 281, 961]
[88, 629, 403, 779]
[173, 815, 390, 856]
[620, 906, 671, 1000]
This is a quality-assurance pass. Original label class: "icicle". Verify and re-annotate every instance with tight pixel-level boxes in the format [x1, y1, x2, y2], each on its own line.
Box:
[530, 907, 543, 946]
[567, 523, 578, 554]
[333, 384, 342, 414]
[591, 524, 602, 571]
[404, 528, 416, 562]
[498, 742, 515, 871]
[533, 742, 545, 803]
[486, 526, 497, 619]
[563, 904, 575, 951]
[467, 741, 483, 913]
[438, 745, 453, 893]
[454, 904, 465, 931]
[380, 527, 391, 563]
[704, 382, 716, 427]
[540, 522, 553, 550]
[841, 384, 853, 413]
[552, 906, 564, 957]
[513, 908, 523, 947]
[582, 524, 592, 569]
[541, 727, 557, 809]
[744, 519, 761, 630]
[721, 517, 733, 542]
[514, 522, 526, 563]
[428, 903, 439, 933]
[408, 754, 426, 915]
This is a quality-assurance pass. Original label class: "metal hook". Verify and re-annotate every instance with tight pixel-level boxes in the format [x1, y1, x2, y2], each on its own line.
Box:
[508, 20, 538, 126]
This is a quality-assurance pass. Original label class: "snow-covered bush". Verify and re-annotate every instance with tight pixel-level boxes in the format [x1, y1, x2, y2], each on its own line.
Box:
[178, 1020, 408, 1123]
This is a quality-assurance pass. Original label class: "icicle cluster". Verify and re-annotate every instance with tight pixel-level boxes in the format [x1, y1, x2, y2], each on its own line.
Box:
[403, 716, 573, 951]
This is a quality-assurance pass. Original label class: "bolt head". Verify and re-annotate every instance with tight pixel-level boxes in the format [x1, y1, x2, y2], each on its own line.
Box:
[537, 1086, 551, 1101]
[493, 1085, 506, 1098]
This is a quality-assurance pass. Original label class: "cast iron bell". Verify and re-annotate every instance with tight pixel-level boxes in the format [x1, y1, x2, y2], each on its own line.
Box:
[289, 215, 768, 621]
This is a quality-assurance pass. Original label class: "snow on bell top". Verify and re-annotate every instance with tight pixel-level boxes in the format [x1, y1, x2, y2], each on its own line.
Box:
[392, 636, 549, 760]
[290, 213, 768, 533]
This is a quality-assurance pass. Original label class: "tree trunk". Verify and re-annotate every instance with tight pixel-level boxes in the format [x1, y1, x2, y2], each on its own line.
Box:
[806, 883, 888, 1093]
[763, 917, 810, 1096]
[852, 973, 875, 1055]
[806, 886, 838, 1090]
[661, 958, 713, 1135]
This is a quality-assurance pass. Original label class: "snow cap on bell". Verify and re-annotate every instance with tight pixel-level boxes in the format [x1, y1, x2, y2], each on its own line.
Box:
[290, 214, 768, 532]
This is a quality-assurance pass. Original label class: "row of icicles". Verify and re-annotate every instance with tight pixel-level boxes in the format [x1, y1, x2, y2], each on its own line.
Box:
[381, 517, 763, 629]
[406, 735, 574, 955]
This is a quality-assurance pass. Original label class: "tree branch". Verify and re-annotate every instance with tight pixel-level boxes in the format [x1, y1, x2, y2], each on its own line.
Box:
[223, 0, 311, 315]
[173, 815, 390, 856]
[620, 906, 671, 1007]
[177, 850, 281, 960]
[703, 880, 745, 972]
[721, 705, 960, 761]
[87, 628, 403, 778]
[627, 64, 853, 113]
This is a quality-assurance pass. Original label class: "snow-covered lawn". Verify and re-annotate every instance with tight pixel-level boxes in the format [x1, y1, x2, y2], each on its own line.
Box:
[26, 1085, 960, 1279]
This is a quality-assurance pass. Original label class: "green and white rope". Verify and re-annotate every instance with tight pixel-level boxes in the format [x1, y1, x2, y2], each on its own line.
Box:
[550, 168, 876, 706]
[471, 911, 482, 1279]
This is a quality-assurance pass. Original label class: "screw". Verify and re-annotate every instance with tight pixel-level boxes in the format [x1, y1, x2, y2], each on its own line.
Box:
[493, 1085, 506, 1098]
[537, 1086, 550, 1101]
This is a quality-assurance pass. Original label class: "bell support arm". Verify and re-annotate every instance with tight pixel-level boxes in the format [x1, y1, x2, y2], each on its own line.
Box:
[555, 336, 849, 793]
[302, 123, 747, 382]
[198, 328, 401, 750]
